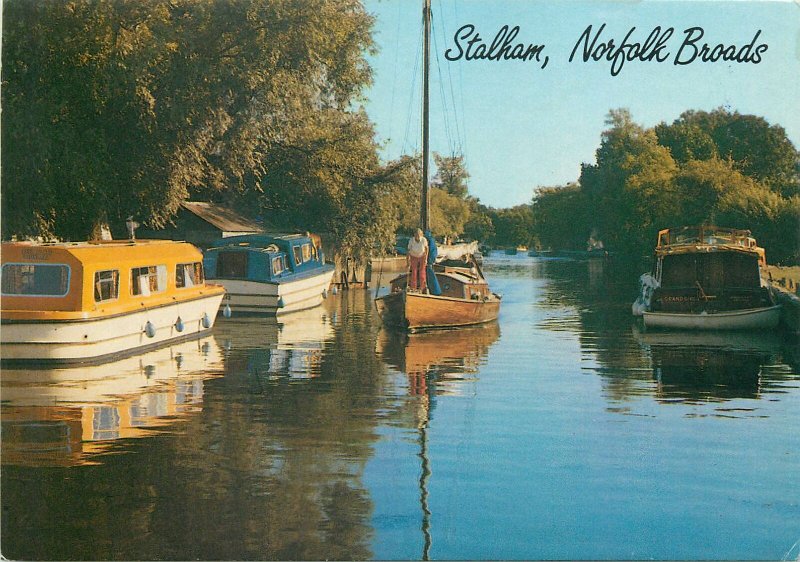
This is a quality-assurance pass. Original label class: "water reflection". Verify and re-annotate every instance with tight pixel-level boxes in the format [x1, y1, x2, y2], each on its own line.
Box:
[527, 255, 800, 407]
[375, 322, 500, 561]
[377, 322, 501, 397]
[1, 337, 223, 467]
[635, 329, 799, 404]
[213, 306, 334, 380]
[2, 292, 389, 560]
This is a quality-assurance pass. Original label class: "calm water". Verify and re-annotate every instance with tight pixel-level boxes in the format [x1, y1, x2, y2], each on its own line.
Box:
[2, 254, 799, 560]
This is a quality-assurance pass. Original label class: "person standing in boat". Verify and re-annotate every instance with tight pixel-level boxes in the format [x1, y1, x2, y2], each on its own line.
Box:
[407, 228, 429, 292]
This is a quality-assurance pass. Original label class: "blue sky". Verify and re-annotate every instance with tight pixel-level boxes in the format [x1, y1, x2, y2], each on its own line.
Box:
[361, 0, 800, 208]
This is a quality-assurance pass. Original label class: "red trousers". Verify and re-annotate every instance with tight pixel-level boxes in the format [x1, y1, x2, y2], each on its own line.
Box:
[409, 255, 427, 290]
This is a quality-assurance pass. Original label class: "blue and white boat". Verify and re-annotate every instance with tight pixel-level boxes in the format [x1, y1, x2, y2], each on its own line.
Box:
[203, 233, 335, 316]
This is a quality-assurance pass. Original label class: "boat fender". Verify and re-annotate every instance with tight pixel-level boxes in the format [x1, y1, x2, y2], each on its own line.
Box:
[175, 316, 185, 332]
[322, 289, 328, 299]
[223, 303, 232, 318]
[202, 313, 212, 329]
[332, 285, 338, 295]
[277, 296, 285, 308]
[145, 321, 156, 338]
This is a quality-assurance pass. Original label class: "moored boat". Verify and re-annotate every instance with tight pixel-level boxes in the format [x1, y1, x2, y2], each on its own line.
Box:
[632, 226, 781, 330]
[203, 233, 334, 316]
[1, 240, 226, 364]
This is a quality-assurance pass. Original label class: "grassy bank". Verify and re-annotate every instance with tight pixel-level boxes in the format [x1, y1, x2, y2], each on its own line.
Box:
[767, 265, 800, 294]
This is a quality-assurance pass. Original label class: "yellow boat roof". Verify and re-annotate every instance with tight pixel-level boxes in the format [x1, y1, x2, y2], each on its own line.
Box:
[2, 239, 202, 269]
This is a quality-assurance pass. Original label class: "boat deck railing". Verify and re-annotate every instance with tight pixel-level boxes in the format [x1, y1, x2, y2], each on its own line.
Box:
[656, 226, 758, 251]
[657, 226, 756, 248]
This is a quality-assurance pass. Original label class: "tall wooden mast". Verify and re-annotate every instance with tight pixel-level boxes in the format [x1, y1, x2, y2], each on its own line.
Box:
[421, 0, 431, 232]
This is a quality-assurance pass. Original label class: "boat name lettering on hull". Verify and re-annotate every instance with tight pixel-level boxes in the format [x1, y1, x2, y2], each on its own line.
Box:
[21, 248, 54, 260]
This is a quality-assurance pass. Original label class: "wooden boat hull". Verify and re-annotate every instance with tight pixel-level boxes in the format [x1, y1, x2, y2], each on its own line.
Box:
[643, 305, 782, 331]
[1, 291, 225, 365]
[213, 267, 334, 315]
[376, 290, 500, 332]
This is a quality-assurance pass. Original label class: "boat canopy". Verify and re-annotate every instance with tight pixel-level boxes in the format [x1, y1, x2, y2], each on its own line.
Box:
[204, 233, 323, 281]
[436, 241, 479, 261]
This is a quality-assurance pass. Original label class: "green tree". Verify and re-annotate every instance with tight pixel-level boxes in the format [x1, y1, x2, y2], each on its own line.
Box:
[432, 153, 469, 199]
[429, 189, 471, 240]
[532, 184, 590, 251]
[490, 205, 535, 248]
[2, 0, 381, 258]
[579, 108, 678, 256]
[657, 109, 799, 197]
[463, 202, 495, 244]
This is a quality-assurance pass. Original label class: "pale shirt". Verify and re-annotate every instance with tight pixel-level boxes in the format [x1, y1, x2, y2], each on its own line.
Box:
[407, 236, 428, 258]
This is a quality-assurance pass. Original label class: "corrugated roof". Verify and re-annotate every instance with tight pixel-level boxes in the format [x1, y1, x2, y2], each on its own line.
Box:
[181, 201, 262, 233]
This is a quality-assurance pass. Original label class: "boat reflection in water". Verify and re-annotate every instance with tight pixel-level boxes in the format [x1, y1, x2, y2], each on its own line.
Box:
[1, 336, 223, 467]
[376, 321, 500, 561]
[213, 305, 333, 379]
[377, 321, 501, 396]
[633, 328, 798, 404]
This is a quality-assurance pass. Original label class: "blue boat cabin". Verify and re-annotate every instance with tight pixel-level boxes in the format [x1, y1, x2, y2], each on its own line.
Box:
[203, 234, 325, 282]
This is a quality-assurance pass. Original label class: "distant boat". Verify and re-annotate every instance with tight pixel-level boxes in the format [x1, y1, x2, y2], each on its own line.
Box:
[528, 248, 553, 257]
[632, 226, 781, 330]
[1, 239, 225, 364]
[374, 0, 500, 332]
[203, 233, 334, 316]
[552, 248, 609, 259]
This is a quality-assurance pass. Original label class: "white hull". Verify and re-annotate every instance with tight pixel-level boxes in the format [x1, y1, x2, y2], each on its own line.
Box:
[1, 293, 225, 364]
[213, 268, 334, 315]
[643, 305, 782, 330]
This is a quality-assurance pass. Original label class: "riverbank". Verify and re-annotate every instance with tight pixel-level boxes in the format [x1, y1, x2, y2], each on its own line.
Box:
[767, 266, 800, 335]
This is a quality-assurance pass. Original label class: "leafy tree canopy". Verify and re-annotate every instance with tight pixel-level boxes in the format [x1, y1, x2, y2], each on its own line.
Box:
[533, 108, 799, 263]
[2, 0, 394, 261]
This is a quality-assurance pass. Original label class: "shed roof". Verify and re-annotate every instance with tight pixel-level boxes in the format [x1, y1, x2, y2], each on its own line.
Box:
[181, 201, 262, 233]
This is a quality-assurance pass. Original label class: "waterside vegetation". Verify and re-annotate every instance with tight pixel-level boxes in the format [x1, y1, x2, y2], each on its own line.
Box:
[531, 108, 800, 264]
[2, 2, 798, 265]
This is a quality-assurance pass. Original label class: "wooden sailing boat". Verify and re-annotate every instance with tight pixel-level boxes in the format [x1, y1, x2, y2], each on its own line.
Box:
[374, 0, 501, 332]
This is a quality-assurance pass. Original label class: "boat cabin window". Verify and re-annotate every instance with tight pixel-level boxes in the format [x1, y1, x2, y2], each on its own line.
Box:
[272, 256, 286, 275]
[301, 243, 312, 262]
[661, 253, 760, 289]
[218, 251, 248, 278]
[131, 265, 167, 296]
[94, 270, 119, 302]
[293, 246, 303, 266]
[1, 263, 70, 297]
[176, 262, 204, 288]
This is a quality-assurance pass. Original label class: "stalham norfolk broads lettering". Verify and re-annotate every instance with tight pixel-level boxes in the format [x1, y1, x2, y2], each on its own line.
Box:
[444, 23, 768, 76]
